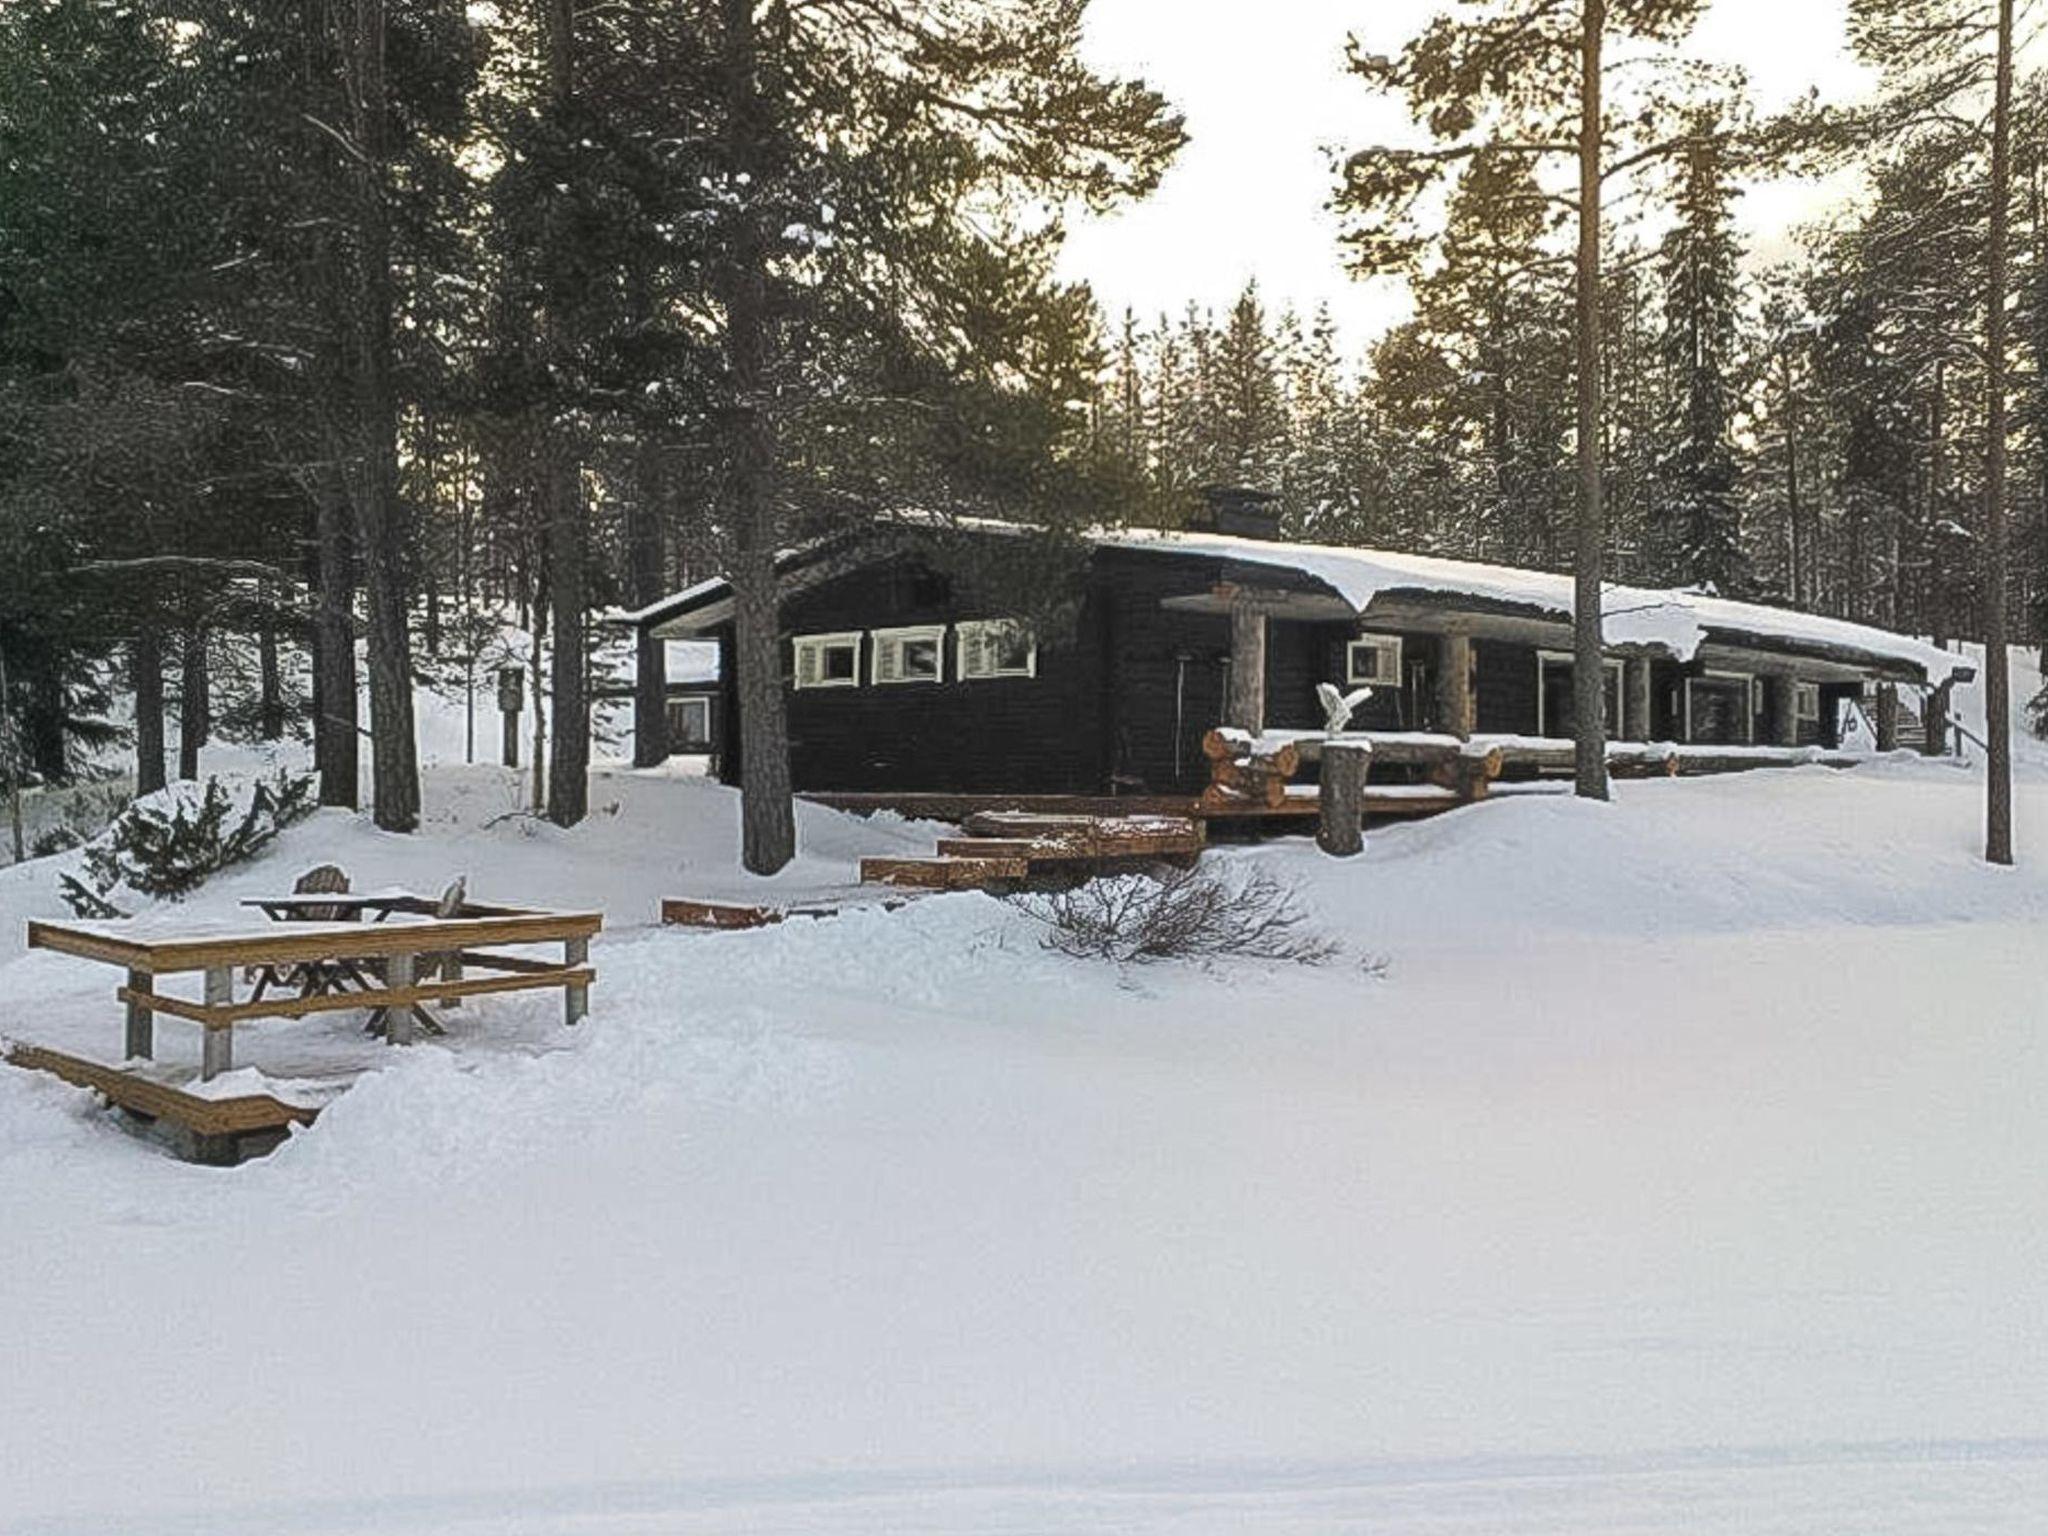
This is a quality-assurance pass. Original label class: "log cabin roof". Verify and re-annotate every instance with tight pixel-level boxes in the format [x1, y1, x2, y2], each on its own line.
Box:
[628, 517, 1975, 688]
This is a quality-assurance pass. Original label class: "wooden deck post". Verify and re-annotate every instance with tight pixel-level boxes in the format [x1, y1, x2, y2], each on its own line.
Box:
[1767, 675, 1800, 747]
[201, 967, 232, 1081]
[386, 952, 416, 1046]
[564, 936, 589, 1025]
[124, 969, 153, 1062]
[1225, 594, 1267, 734]
[1874, 683, 1900, 752]
[1623, 658, 1652, 743]
[1922, 679, 1954, 756]
[1435, 633, 1475, 739]
[1317, 741, 1369, 857]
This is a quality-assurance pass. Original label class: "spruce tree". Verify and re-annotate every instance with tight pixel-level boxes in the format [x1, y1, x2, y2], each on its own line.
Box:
[1653, 113, 1747, 594]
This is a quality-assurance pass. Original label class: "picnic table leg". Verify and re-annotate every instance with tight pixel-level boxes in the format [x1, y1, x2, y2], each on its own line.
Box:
[387, 952, 416, 1046]
[124, 969, 153, 1062]
[201, 966, 232, 1081]
[564, 936, 589, 1027]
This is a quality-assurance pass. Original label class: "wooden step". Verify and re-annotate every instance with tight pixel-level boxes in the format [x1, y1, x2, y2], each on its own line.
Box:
[955, 812, 1204, 857]
[934, 837, 1050, 859]
[859, 855, 1031, 890]
[660, 897, 786, 929]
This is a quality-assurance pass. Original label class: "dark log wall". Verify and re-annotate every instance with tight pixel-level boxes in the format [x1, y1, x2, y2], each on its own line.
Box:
[1090, 551, 1229, 794]
[698, 536, 1901, 792]
[1474, 639, 1541, 735]
[774, 560, 1106, 793]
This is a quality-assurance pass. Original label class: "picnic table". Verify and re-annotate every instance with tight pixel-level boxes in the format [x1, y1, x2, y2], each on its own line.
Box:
[25, 901, 602, 1082]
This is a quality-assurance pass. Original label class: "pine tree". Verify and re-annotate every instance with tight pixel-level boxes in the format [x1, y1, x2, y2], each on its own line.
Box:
[1340, 0, 1729, 800]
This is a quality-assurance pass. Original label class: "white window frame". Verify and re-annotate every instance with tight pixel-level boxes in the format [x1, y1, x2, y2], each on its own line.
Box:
[1535, 649, 1625, 736]
[1683, 669, 1756, 744]
[1345, 633, 1404, 688]
[1794, 681, 1821, 724]
[665, 695, 711, 749]
[956, 619, 1037, 680]
[869, 625, 946, 686]
[792, 630, 862, 690]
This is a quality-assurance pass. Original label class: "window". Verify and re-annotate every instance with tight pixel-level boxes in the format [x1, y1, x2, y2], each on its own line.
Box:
[664, 696, 711, 751]
[957, 619, 1037, 680]
[1683, 670, 1756, 745]
[1536, 651, 1624, 736]
[793, 631, 861, 689]
[1346, 633, 1403, 687]
[870, 625, 945, 685]
[1795, 682, 1821, 723]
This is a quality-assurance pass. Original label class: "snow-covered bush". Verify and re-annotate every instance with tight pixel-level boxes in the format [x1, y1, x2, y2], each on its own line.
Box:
[57, 768, 316, 916]
[1011, 864, 1336, 966]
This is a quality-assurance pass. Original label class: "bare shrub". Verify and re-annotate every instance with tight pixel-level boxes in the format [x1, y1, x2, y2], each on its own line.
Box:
[1010, 863, 1337, 966]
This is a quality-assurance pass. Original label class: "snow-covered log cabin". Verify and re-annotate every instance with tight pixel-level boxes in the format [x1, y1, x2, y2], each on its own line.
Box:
[626, 490, 1976, 797]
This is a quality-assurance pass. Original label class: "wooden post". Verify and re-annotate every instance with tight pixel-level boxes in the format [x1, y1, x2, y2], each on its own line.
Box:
[1922, 679, 1954, 757]
[1874, 683, 1900, 752]
[1318, 741, 1369, 857]
[497, 666, 523, 770]
[564, 936, 589, 1025]
[1768, 676, 1800, 747]
[386, 951, 416, 1046]
[1623, 658, 1652, 743]
[201, 967, 232, 1081]
[1225, 596, 1267, 734]
[123, 969, 154, 1062]
[1434, 632, 1475, 739]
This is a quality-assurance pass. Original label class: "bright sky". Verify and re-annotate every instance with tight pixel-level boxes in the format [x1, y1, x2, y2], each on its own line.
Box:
[1059, 0, 1879, 352]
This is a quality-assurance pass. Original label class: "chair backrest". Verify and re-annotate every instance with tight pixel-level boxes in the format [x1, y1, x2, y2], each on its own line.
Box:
[434, 875, 467, 920]
[295, 864, 350, 922]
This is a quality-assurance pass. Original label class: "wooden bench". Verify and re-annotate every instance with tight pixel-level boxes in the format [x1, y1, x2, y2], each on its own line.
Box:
[3, 1042, 318, 1164]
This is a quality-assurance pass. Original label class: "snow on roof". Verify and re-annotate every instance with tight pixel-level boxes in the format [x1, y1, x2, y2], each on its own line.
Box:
[629, 518, 1971, 685]
[665, 640, 719, 685]
[610, 576, 728, 627]
[1096, 527, 1972, 684]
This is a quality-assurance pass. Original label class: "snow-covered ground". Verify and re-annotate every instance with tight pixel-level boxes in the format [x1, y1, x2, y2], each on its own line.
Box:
[1, 655, 2045, 1534]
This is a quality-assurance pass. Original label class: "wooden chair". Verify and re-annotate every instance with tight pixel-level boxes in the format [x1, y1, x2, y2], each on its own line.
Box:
[247, 865, 353, 1002]
[364, 876, 465, 1038]
[425, 876, 467, 1011]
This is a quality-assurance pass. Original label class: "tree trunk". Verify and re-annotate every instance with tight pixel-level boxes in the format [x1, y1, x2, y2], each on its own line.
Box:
[343, 0, 420, 833]
[528, 585, 547, 813]
[1982, 0, 2015, 864]
[177, 625, 209, 782]
[311, 464, 360, 808]
[722, 0, 795, 874]
[544, 450, 589, 826]
[630, 438, 670, 768]
[1571, 0, 1610, 801]
[131, 629, 165, 797]
[538, 0, 588, 828]
[25, 649, 66, 784]
[257, 616, 284, 741]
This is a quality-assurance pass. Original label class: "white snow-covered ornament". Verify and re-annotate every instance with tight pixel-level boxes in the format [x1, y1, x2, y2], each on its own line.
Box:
[1316, 682, 1373, 735]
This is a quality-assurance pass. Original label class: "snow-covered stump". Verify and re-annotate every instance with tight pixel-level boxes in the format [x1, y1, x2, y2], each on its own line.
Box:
[1317, 741, 1370, 857]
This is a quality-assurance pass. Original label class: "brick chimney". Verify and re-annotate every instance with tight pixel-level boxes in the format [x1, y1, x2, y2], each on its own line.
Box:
[1195, 484, 1284, 541]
